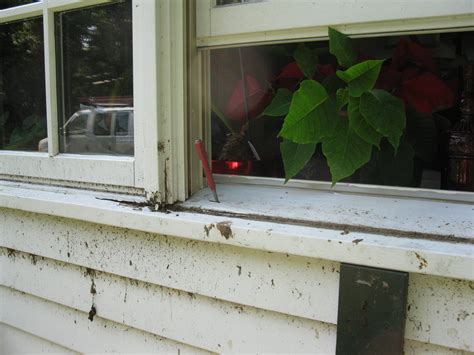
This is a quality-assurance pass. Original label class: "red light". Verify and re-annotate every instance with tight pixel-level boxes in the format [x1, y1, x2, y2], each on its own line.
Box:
[226, 161, 243, 170]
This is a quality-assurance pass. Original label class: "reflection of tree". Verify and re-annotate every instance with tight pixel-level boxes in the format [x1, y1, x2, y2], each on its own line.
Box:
[58, 0, 133, 124]
[0, 17, 46, 150]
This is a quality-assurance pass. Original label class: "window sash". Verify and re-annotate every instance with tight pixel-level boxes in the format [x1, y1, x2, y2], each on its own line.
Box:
[191, 1, 474, 202]
[196, 0, 474, 47]
[0, 0, 187, 200]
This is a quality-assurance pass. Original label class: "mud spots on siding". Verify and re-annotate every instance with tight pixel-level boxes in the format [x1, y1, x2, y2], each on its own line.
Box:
[216, 221, 233, 239]
[415, 252, 428, 270]
[457, 310, 469, 321]
[204, 224, 214, 237]
[6, 248, 16, 259]
[157, 141, 165, 153]
[352, 238, 363, 245]
[90, 279, 97, 295]
[88, 305, 97, 322]
[85, 267, 98, 320]
[29, 253, 37, 265]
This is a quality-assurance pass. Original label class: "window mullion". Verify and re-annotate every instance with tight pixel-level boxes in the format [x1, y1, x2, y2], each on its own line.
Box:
[132, 0, 161, 197]
[43, 0, 59, 157]
[133, 0, 187, 204]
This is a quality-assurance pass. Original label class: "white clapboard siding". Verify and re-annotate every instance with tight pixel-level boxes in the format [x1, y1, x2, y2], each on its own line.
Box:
[0, 323, 77, 354]
[0, 252, 336, 353]
[1, 208, 473, 351]
[1, 248, 471, 354]
[1, 208, 341, 325]
[0, 287, 211, 354]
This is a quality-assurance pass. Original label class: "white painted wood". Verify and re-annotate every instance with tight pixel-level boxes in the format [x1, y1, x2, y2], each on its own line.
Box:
[187, 0, 205, 196]
[0, 2, 42, 23]
[186, 183, 474, 241]
[405, 274, 474, 351]
[2, 235, 473, 350]
[0, 323, 76, 354]
[43, 0, 59, 157]
[133, 0, 188, 202]
[46, 0, 112, 12]
[197, 0, 474, 47]
[215, 174, 474, 203]
[0, 182, 472, 281]
[157, 0, 188, 202]
[132, 0, 159, 192]
[0, 235, 340, 326]
[404, 339, 471, 355]
[0, 287, 209, 354]
[0, 152, 134, 187]
[0, 255, 336, 353]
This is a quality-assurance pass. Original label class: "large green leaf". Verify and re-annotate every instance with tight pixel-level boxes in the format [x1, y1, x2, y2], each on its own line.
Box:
[280, 139, 317, 182]
[336, 60, 384, 97]
[322, 116, 373, 184]
[279, 80, 338, 144]
[294, 43, 318, 79]
[348, 97, 382, 147]
[336, 88, 349, 110]
[262, 88, 293, 117]
[322, 74, 345, 94]
[360, 89, 406, 151]
[328, 27, 357, 68]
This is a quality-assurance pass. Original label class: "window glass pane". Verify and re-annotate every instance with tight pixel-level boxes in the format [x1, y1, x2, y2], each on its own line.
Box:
[0, 1, 40, 10]
[210, 31, 474, 192]
[0, 17, 46, 151]
[56, 0, 133, 156]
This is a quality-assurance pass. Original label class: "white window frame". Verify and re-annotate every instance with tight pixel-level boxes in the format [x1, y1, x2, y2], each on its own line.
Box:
[197, 0, 474, 47]
[0, 0, 187, 202]
[191, 0, 474, 203]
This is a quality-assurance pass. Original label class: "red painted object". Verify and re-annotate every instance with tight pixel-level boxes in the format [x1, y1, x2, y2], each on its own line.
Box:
[212, 160, 253, 176]
[195, 140, 219, 202]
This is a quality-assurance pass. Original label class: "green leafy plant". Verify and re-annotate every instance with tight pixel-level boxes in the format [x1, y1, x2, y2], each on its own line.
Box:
[264, 28, 407, 184]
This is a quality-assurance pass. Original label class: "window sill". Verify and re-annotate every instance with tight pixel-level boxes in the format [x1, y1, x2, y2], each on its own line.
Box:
[0, 180, 472, 281]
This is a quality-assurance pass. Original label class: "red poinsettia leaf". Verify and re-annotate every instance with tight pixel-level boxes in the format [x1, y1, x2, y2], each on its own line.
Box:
[390, 39, 437, 73]
[397, 72, 454, 114]
[390, 39, 409, 70]
[407, 40, 437, 73]
[316, 63, 336, 77]
[376, 67, 401, 91]
[225, 74, 267, 122]
[277, 62, 305, 79]
[400, 66, 422, 81]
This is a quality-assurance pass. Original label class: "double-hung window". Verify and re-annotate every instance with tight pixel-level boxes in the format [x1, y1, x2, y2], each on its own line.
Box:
[192, 0, 474, 202]
[0, 0, 187, 202]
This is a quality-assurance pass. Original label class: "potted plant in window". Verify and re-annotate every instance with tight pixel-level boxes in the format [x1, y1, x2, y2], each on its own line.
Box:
[262, 28, 455, 186]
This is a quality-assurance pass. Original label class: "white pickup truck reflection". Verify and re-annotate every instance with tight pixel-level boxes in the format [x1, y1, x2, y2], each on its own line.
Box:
[38, 107, 134, 155]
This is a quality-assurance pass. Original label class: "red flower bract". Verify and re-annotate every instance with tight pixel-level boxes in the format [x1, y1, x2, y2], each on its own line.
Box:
[225, 74, 270, 122]
[397, 72, 454, 114]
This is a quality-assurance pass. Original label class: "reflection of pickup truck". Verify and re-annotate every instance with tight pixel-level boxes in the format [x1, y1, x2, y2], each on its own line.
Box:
[38, 107, 134, 155]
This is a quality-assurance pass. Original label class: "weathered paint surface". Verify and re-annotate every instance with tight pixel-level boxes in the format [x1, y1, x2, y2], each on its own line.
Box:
[1, 206, 473, 352]
[0, 287, 209, 354]
[0, 323, 76, 354]
[1, 183, 472, 281]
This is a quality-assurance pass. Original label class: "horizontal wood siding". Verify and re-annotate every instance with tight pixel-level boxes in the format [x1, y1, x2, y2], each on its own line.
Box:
[1, 207, 472, 353]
